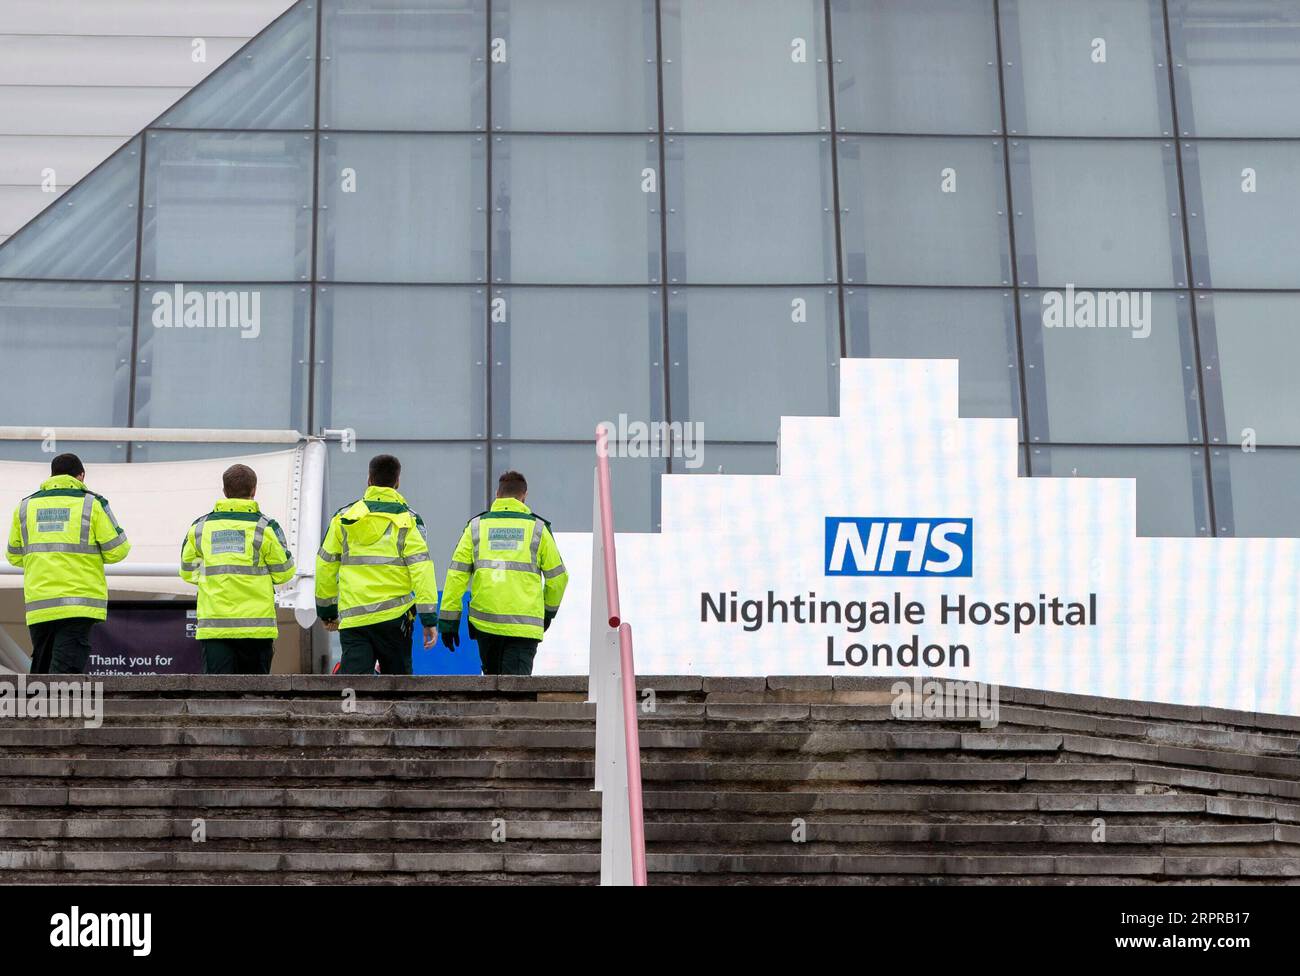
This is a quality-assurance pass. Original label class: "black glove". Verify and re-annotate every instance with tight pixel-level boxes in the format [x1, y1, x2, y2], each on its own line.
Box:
[543, 611, 555, 632]
[440, 627, 460, 651]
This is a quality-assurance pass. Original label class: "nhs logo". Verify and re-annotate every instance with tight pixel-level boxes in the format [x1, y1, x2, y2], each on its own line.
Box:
[825, 517, 973, 577]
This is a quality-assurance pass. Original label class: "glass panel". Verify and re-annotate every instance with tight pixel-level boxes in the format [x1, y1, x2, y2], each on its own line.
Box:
[133, 284, 310, 430]
[1210, 448, 1300, 537]
[661, 0, 829, 133]
[668, 287, 838, 441]
[0, 282, 132, 427]
[317, 133, 486, 283]
[1030, 445, 1210, 537]
[838, 135, 1010, 286]
[1170, 0, 1300, 137]
[678, 442, 777, 475]
[1010, 139, 1184, 288]
[845, 287, 1020, 422]
[157, 0, 316, 130]
[327, 441, 487, 568]
[666, 135, 836, 284]
[491, 0, 657, 132]
[491, 135, 660, 284]
[1001, 0, 1171, 136]
[321, 0, 486, 131]
[831, 0, 1001, 135]
[1198, 292, 1300, 447]
[141, 131, 315, 282]
[0, 138, 140, 281]
[1184, 141, 1300, 289]
[491, 442, 661, 531]
[1022, 289, 1200, 443]
[0, 441, 126, 464]
[491, 287, 663, 439]
[315, 285, 485, 438]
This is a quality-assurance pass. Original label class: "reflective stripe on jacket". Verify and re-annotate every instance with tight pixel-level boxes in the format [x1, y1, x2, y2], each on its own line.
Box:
[315, 486, 438, 630]
[439, 497, 568, 641]
[179, 498, 295, 640]
[6, 474, 131, 625]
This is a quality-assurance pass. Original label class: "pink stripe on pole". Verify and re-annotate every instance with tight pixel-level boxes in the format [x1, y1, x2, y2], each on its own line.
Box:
[595, 424, 621, 628]
[619, 622, 648, 886]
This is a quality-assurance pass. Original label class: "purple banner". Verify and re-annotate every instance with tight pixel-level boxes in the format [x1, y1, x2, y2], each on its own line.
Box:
[87, 601, 203, 675]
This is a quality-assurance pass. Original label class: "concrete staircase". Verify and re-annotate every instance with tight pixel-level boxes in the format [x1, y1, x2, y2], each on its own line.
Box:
[2, 675, 1299, 884]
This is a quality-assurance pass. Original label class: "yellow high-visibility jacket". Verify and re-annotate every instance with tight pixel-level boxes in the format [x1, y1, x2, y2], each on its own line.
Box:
[315, 486, 438, 630]
[179, 498, 295, 640]
[6, 474, 131, 625]
[439, 497, 568, 641]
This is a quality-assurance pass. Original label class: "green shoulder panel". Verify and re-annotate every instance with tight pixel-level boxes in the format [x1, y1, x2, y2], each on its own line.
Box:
[267, 518, 289, 549]
[365, 500, 409, 515]
[92, 492, 126, 531]
[474, 510, 552, 530]
[205, 510, 262, 523]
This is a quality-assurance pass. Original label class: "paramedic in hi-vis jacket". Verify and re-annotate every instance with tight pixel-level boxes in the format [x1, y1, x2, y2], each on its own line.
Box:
[6, 453, 131, 674]
[438, 470, 568, 676]
[179, 464, 295, 675]
[315, 454, 439, 675]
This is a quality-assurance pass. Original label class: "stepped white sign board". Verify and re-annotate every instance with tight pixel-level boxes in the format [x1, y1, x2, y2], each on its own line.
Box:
[548, 359, 1300, 717]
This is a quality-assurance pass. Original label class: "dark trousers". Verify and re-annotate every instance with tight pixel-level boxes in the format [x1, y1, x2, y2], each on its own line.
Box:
[473, 629, 539, 676]
[28, 617, 96, 675]
[339, 614, 412, 675]
[202, 638, 274, 675]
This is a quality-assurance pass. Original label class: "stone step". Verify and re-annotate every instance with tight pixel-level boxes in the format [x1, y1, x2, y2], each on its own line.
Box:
[0, 848, 1294, 879]
[0, 726, 1017, 753]
[17, 705, 1297, 763]
[10, 672, 1297, 726]
[1, 818, 1291, 847]
[644, 853, 1300, 878]
[0, 849, 601, 874]
[0, 757, 596, 780]
[0, 818, 602, 841]
[0, 870, 597, 886]
[3, 674, 1295, 885]
[0, 786, 603, 811]
[0, 757, 1178, 785]
[7, 786, 1297, 823]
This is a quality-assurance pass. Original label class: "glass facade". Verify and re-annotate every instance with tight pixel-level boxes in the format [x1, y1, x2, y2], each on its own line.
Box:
[2, 0, 1299, 542]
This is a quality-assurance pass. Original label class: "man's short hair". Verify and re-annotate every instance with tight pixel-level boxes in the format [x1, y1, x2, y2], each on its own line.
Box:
[496, 470, 527, 499]
[222, 464, 258, 499]
[369, 454, 401, 488]
[50, 453, 84, 479]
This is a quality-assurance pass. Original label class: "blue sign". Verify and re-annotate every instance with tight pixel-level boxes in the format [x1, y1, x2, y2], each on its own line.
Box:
[411, 591, 481, 675]
[824, 517, 973, 577]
